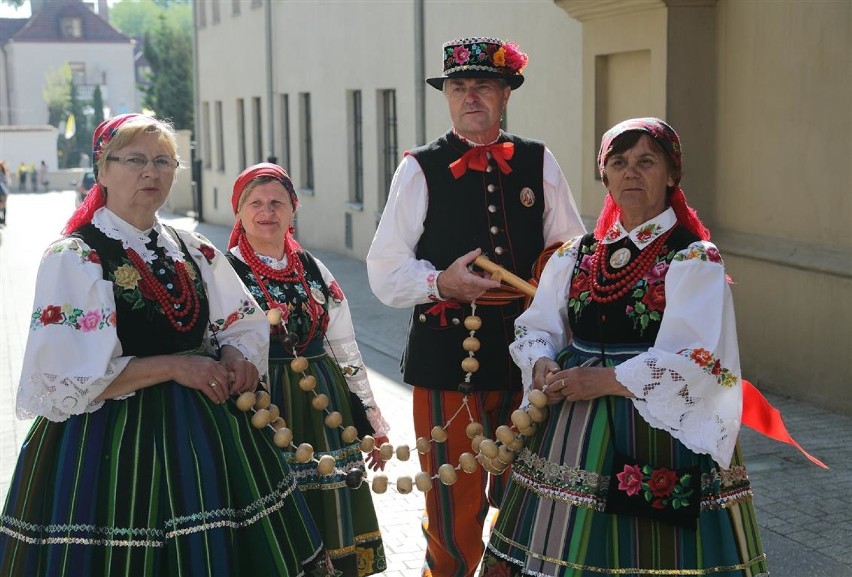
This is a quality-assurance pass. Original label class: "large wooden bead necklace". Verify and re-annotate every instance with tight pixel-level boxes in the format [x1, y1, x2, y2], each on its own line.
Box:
[125, 248, 200, 332]
[589, 228, 674, 303]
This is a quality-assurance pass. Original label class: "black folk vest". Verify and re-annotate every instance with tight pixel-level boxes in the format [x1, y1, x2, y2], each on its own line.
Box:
[72, 224, 209, 357]
[403, 131, 545, 392]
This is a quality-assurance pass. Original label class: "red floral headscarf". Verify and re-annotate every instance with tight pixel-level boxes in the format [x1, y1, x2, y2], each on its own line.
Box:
[594, 117, 709, 242]
[228, 163, 299, 249]
[62, 113, 142, 235]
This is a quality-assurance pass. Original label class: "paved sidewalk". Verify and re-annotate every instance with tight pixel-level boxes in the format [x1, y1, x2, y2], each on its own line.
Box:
[1, 191, 850, 576]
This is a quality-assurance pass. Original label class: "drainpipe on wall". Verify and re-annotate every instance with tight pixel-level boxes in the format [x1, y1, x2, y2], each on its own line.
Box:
[414, 0, 426, 146]
[191, 2, 203, 221]
[265, 0, 276, 164]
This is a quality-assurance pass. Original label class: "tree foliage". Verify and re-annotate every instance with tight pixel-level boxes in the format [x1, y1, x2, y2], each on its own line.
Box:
[142, 15, 193, 130]
[42, 64, 72, 126]
[0, 0, 25, 8]
[110, 0, 193, 131]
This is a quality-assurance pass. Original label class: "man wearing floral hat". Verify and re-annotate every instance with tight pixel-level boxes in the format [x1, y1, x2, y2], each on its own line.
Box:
[367, 37, 584, 576]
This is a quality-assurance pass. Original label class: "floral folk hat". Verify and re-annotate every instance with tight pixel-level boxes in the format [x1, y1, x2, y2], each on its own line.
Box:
[426, 37, 528, 90]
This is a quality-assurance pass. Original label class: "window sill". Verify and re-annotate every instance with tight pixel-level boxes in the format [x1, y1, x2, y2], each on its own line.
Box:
[299, 188, 315, 197]
[347, 202, 364, 212]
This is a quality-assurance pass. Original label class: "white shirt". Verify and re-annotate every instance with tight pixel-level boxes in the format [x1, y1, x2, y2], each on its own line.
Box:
[510, 208, 742, 468]
[17, 207, 270, 422]
[367, 143, 585, 308]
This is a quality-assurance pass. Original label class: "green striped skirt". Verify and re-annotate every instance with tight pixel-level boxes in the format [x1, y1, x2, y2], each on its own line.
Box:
[269, 342, 385, 577]
[0, 381, 332, 577]
[481, 341, 768, 576]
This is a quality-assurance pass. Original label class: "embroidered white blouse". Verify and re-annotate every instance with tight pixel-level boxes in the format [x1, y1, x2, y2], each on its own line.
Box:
[230, 246, 390, 437]
[17, 208, 270, 422]
[510, 208, 743, 468]
[366, 141, 585, 308]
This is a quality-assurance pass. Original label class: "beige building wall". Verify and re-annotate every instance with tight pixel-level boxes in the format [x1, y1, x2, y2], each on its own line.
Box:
[195, 0, 582, 259]
[558, 0, 852, 412]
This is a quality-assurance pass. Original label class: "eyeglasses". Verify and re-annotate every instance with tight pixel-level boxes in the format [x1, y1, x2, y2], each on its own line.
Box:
[106, 155, 180, 172]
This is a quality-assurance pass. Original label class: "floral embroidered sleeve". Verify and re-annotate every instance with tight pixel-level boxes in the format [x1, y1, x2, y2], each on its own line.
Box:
[614, 241, 742, 468]
[182, 231, 269, 376]
[509, 235, 583, 406]
[315, 257, 390, 437]
[17, 237, 131, 422]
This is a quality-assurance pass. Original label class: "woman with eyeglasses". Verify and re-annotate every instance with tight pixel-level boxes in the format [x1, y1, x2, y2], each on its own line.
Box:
[0, 114, 334, 576]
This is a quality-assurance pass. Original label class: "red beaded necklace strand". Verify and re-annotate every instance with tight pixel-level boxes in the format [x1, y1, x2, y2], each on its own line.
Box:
[125, 248, 200, 332]
[588, 228, 674, 304]
[238, 232, 322, 353]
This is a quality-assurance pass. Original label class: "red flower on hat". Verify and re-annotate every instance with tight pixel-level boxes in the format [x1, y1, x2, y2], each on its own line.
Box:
[503, 42, 528, 73]
[453, 45, 471, 65]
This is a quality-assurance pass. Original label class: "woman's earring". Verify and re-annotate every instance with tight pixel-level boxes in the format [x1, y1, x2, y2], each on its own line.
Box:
[289, 225, 295, 234]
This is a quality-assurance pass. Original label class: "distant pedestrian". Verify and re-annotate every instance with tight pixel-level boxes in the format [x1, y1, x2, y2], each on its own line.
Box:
[16, 162, 26, 191]
[39, 161, 49, 191]
[29, 164, 37, 191]
[0, 160, 8, 225]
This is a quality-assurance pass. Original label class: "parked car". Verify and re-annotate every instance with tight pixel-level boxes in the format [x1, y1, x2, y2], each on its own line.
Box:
[75, 171, 95, 206]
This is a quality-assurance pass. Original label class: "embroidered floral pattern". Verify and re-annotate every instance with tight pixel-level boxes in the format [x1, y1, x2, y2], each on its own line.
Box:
[567, 242, 594, 317]
[113, 264, 141, 290]
[210, 299, 257, 334]
[625, 250, 676, 335]
[634, 223, 663, 244]
[30, 305, 115, 332]
[197, 243, 216, 264]
[678, 347, 738, 387]
[426, 271, 439, 301]
[442, 38, 528, 76]
[673, 242, 724, 264]
[328, 280, 345, 303]
[555, 236, 580, 258]
[615, 462, 696, 511]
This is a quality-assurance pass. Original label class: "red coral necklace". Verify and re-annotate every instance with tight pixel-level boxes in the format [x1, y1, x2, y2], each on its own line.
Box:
[125, 248, 200, 332]
[588, 228, 674, 304]
[238, 232, 322, 353]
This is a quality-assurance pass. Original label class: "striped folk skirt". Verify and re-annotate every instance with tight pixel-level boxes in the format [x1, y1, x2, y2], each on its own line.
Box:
[269, 346, 386, 577]
[0, 381, 332, 577]
[480, 343, 768, 577]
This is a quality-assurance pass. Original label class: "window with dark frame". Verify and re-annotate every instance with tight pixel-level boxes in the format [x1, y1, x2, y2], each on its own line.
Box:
[379, 89, 398, 209]
[299, 93, 314, 190]
[215, 101, 225, 172]
[280, 94, 291, 173]
[349, 90, 363, 205]
[202, 102, 211, 168]
[236, 98, 246, 170]
[252, 96, 263, 163]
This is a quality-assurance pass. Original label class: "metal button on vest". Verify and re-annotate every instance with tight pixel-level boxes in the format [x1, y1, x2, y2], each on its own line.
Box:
[487, 184, 496, 193]
[488, 204, 497, 213]
[490, 226, 500, 235]
[419, 314, 426, 322]
[486, 165, 494, 173]
[495, 247, 505, 255]
[451, 317, 461, 325]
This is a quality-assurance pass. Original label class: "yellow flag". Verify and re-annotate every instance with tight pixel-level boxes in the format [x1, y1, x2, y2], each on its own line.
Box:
[64, 114, 76, 139]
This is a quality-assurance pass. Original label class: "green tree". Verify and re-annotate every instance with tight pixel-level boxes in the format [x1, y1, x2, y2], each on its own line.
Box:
[143, 15, 193, 130]
[0, 0, 25, 8]
[92, 85, 105, 126]
[110, 0, 191, 40]
[43, 64, 72, 126]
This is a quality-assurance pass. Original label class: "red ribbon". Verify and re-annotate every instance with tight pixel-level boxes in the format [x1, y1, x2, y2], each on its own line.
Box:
[424, 300, 462, 327]
[742, 379, 828, 468]
[449, 142, 515, 179]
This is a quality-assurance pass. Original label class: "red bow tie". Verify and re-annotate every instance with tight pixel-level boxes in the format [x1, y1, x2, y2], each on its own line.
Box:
[449, 142, 515, 179]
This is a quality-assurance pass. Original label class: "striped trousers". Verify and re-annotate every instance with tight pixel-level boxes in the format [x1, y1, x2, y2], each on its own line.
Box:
[413, 387, 522, 577]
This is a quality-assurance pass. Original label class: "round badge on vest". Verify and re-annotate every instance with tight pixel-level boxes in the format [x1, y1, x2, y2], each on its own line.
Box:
[519, 187, 535, 207]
